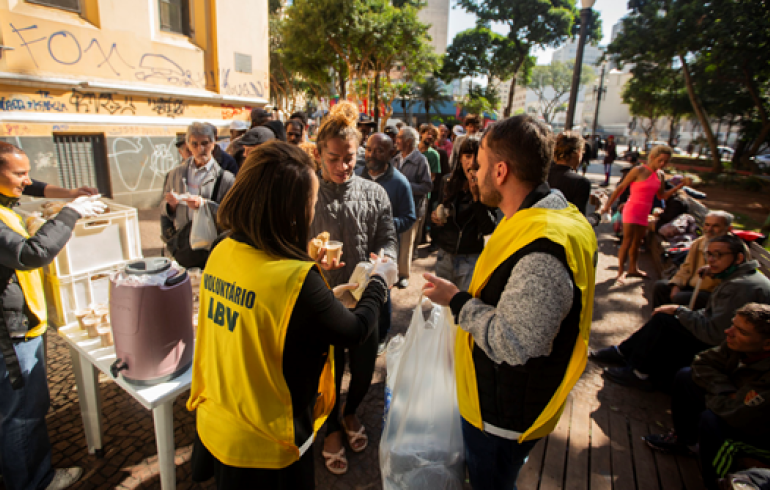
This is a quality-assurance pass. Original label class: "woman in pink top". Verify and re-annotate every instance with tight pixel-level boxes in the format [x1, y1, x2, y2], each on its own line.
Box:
[601, 145, 686, 283]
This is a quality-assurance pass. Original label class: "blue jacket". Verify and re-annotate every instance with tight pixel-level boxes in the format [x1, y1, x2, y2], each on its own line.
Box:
[356, 164, 416, 235]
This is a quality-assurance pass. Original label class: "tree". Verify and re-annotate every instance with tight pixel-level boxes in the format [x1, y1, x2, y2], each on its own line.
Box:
[608, 0, 770, 172]
[622, 64, 666, 143]
[457, 0, 601, 118]
[526, 61, 594, 125]
[415, 77, 452, 122]
[459, 85, 500, 119]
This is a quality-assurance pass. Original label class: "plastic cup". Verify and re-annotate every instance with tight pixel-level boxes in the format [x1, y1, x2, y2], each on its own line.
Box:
[74, 308, 92, 330]
[97, 326, 113, 347]
[82, 315, 99, 338]
[325, 241, 343, 263]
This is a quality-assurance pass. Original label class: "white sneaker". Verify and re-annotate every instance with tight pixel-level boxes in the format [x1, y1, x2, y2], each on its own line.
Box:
[46, 467, 84, 490]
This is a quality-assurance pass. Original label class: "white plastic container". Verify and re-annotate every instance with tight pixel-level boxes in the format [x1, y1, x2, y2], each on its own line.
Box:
[15, 198, 142, 277]
[43, 261, 131, 328]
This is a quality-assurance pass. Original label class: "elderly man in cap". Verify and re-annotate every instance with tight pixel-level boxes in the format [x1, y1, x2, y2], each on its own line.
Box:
[226, 119, 250, 156]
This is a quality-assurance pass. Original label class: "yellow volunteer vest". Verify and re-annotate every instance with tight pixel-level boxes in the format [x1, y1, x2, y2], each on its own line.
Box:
[187, 238, 336, 468]
[456, 204, 597, 442]
[0, 205, 48, 339]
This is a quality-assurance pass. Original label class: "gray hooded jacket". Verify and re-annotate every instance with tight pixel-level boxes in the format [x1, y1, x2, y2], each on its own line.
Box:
[309, 175, 397, 288]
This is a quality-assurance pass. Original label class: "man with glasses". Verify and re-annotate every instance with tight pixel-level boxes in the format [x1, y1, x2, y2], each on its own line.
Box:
[652, 210, 734, 309]
[592, 234, 770, 392]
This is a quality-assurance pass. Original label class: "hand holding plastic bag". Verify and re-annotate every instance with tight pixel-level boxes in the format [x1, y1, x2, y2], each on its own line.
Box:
[380, 298, 464, 490]
[190, 202, 217, 250]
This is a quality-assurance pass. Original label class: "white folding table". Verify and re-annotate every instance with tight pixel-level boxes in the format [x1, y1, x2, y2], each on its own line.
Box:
[58, 324, 192, 490]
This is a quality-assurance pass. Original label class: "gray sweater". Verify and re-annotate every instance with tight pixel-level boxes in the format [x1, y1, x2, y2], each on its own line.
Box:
[458, 191, 575, 366]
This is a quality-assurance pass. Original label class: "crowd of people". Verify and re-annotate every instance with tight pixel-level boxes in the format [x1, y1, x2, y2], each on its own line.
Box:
[0, 101, 769, 490]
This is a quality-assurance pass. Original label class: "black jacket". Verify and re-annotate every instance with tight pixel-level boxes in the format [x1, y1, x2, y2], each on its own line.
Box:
[432, 177, 497, 255]
[212, 146, 239, 176]
[547, 163, 591, 215]
[1, 191, 79, 388]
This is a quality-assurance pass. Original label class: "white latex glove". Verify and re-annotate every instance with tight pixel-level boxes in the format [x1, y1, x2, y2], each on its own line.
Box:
[65, 195, 107, 218]
[370, 256, 398, 289]
[333, 283, 359, 309]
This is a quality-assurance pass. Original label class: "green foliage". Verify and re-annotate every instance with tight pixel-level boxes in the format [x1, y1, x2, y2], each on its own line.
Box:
[459, 85, 499, 118]
[608, 0, 770, 173]
[455, 0, 602, 117]
[526, 61, 594, 125]
[415, 77, 452, 118]
[281, 0, 438, 100]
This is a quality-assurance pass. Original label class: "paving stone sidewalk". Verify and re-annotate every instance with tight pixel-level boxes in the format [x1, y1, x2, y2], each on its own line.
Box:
[2, 175, 679, 489]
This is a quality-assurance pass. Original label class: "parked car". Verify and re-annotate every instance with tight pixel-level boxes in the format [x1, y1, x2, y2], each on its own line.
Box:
[703, 146, 735, 160]
[755, 153, 770, 172]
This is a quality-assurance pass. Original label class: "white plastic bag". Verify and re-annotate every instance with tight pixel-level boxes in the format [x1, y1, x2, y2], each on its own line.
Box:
[380, 298, 464, 490]
[189, 204, 217, 250]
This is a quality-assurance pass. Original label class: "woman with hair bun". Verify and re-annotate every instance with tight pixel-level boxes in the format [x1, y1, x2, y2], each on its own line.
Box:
[309, 101, 399, 475]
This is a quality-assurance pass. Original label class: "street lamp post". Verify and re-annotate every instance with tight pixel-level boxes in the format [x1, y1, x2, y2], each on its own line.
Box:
[564, 0, 596, 131]
[591, 63, 607, 137]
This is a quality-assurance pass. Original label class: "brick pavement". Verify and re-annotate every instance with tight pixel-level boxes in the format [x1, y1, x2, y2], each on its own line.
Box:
[2, 174, 679, 489]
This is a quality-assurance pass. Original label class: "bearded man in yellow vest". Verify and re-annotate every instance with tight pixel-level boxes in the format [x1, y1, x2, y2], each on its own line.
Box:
[0, 142, 105, 490]
[423, 115, 598, 490]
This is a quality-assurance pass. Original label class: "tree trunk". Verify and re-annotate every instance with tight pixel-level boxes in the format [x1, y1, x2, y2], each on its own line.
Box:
[503, 56, 526, 118]
[679, 54, 721, 172]
[374, 72, 380, 127]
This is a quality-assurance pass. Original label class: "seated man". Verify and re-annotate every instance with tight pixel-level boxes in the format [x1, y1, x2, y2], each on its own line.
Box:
[644, 304, 770, 490]
[592, 234, 770, 391]
[652, 210, 733, 309]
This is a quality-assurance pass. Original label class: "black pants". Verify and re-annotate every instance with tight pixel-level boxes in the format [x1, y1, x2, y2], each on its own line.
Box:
[191, 432, 314, 490]
[618, 313, 711, 389]
[326, 324, 378, 435]
[672, 368, 769, 490]
[652, 280, 711, 309]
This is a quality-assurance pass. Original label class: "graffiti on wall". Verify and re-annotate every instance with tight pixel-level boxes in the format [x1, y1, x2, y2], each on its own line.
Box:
[109, 137, 179, 192]
[69, 90, 137, 115]
[7, 22, 266, 98]
[1, 91, 68, 112]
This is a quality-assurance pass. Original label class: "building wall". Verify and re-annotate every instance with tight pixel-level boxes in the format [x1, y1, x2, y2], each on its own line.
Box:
[0, 0, 269, 209]
[551, 40, 604, 67]
[417, 0, 449, 56]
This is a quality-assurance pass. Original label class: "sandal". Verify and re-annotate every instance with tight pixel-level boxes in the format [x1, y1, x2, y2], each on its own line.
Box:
[342, 418, 368, 453]
[322, 447, 348, 475]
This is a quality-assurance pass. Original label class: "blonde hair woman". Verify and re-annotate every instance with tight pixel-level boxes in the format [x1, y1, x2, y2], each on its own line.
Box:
[601, 145, 686, 284]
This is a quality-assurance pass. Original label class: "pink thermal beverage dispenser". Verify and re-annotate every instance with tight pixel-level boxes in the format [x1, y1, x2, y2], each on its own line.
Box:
[109, 258, 193, 385]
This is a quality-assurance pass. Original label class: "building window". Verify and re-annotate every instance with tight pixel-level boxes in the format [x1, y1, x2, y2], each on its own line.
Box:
[54, 135, 112, 197]
[27, 0, 81, 13]
[159, 0, 190, 36]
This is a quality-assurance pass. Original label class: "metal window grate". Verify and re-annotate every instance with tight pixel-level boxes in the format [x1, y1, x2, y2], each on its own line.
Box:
[54, 135, 111, 197]
[27, 0, 81, 13]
